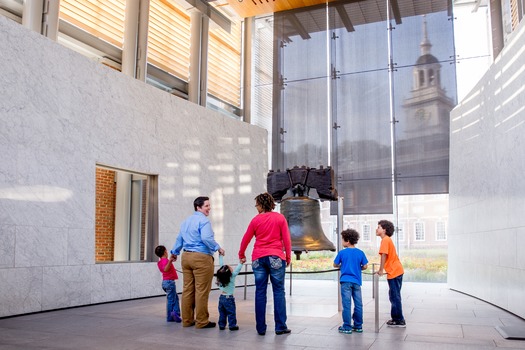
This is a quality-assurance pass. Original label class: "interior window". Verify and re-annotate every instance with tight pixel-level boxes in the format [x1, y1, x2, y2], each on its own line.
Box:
[95, 166, 158, 262]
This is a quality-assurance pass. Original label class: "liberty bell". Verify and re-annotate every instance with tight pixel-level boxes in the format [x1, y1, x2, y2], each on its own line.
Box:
[267, 166, 338, 260]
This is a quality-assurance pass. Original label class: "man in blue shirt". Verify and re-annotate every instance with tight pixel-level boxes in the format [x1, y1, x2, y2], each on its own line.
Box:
[171, 196, 225, 329]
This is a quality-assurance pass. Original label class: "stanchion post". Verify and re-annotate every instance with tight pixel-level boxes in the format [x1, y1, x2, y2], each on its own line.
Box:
[244, 264, 248, 300]
[289, 261, 293, 296]
[372, 263, 376, 299]
[374, 272, 379, 333]
[337, 196, 344, 312]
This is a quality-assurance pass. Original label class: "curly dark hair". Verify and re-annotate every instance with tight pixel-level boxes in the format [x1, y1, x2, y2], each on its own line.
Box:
[341, 229, 360, 245]
[378, 219, 395, 237]
[154, 245, 166, 258]
[216, 265, 232, 287]
[255, 192, 275, 212]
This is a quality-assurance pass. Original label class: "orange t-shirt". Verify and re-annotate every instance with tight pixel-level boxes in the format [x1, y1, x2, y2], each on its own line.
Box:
[378, 236, 404, 279]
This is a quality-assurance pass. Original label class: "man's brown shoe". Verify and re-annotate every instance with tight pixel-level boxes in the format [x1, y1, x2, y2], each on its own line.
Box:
[200, 322, 216, 329]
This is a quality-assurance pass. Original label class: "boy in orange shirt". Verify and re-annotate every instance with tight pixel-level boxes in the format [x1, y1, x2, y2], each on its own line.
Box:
[375, 220, 406, 327]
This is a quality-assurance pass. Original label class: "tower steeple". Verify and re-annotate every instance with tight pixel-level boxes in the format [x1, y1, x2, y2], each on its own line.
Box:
[412, 15, 441, 90]
[420, 15, 432, 56]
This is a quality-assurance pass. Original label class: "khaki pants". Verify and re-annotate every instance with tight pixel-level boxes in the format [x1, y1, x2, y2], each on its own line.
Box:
[180, 251, 214, 328]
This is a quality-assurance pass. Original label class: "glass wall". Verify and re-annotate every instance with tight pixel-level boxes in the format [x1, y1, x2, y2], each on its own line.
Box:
[253, 0, 465, 282]
[255, 0, 457, 213]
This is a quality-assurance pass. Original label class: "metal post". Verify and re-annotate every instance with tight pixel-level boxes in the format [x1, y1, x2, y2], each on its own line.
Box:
[289, 261, 293, 296]
[374, 272, 379, 333]
[372, 263, 376, 299]
[42, 0, 60, 41]
[242, 17, 253, 123]
[123, 0, 140, 78]
[136, 0, 150, 82]
[199, 15, 209, 107]
[188, 10, 202, 104]
[243, 264, 248, 300]
[337, 196, 343, 311]
[22, 0, 44, 33]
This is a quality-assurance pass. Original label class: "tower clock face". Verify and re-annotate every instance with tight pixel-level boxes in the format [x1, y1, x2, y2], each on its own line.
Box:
[415, 108, 429, 120]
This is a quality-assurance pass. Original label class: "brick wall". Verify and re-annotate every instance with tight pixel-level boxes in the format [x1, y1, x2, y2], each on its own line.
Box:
[95, 168, 116, 262]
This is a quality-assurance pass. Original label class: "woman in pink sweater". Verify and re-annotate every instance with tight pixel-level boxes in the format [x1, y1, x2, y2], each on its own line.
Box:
[238, 192, 292, 336]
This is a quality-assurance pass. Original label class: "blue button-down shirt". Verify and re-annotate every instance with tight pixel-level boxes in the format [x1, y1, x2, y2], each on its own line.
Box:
[171, 211, 220, 256]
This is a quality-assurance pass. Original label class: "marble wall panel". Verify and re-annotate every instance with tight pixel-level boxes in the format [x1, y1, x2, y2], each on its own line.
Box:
[517, 227, 525, 270]
[130, 263, 161, 299]
[507, 268, 525, 318]
[0, 16, 267, 317]
[90, 264, 132, 304]
[42, 265, 91, 310]
[15, 226, 68, 267]
[67, 228, 95, 265]
[449, 20, 525, 318]
[0, 225, 15, 268]
[495, 229, 517, 268]
[0, 267, 43, 317]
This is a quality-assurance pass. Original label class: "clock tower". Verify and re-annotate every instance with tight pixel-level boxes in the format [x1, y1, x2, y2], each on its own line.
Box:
[402, 16, 455, 137]
[396, 15, 456, 195]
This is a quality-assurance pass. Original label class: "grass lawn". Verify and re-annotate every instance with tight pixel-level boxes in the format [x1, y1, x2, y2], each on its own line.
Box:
[290, 249, 447, 283]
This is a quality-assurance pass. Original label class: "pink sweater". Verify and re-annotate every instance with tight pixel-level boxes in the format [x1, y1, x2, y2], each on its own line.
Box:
[238, 211, 292, 264]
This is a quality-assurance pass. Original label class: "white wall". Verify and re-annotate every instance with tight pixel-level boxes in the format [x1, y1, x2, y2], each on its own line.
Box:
[448, 20, 525, 318]
[0, 16, 265, 317]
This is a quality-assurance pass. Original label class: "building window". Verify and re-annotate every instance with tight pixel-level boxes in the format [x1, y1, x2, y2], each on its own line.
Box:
[414, 222, 425, 241]
[59, 0, 126, 48]
[362, 224, 371, 241]
[208, 7, 242, 108]
[95, 166, 158, 262]
[147, 0, 191, 82]
[397, 222, 405, 241]
[436, 221, 447, 241]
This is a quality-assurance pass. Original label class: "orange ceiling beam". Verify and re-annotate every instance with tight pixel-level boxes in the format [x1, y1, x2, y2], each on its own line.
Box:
[225, 0, 339, 18]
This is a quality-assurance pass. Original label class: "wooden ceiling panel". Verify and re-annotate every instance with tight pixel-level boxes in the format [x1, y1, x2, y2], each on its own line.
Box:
[225, 0, 341, 18]
[223, 0, 450, 21]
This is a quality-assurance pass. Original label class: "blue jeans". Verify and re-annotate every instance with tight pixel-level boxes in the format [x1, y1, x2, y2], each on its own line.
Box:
[387, 274, 404, 322]
[162, 280, 180, 321]
[218, 295, 237, 328]
[252, 256, 287, 333]
[340, 282, 363, 330]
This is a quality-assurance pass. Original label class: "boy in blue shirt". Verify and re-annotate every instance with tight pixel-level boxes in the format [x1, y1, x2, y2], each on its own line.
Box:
[216, 255, 243, 330]
[333, 229, 368, 334]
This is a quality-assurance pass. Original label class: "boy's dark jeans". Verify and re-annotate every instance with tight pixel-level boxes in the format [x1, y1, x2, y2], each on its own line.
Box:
[387, 274, 405, 322]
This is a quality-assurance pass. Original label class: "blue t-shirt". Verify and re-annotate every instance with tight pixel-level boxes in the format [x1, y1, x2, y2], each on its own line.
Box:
[334, 247, 368, 285]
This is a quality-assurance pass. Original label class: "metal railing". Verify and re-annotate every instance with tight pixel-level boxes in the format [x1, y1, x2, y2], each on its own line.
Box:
[234, 261, 382, 333]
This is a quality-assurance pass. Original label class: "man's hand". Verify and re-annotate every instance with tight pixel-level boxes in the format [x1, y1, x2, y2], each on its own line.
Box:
[170, 254, 178, 262]
[218, 248, 225, 256]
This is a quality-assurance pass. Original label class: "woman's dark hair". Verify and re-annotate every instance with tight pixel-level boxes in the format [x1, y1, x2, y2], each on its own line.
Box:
[255, 192, 275, 212]
[216, 265, 232, 287]
[378, 219, 395, 237]
[193, 196, 209, 211]
[341, 229, 360, 245]
[154, 245, 166, 258]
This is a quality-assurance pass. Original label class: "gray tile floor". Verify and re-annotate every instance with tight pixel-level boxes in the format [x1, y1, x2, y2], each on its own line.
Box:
[1, 279, 525, 349]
